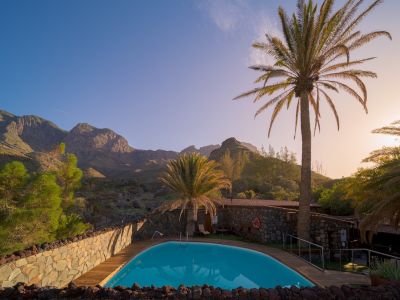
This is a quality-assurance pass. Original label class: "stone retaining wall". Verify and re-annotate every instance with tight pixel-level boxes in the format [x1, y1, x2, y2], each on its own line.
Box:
[0, 223, 134, 288]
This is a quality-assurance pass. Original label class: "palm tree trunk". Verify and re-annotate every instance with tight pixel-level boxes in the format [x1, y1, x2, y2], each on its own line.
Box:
[186, 209, 196, 237]
[298, 91, 312, 240]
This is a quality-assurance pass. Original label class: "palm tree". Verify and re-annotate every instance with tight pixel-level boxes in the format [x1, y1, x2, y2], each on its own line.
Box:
[159, 153, 231, 236]
[220, 149, 247, 200]
[235, 0, 390, 239]
[355, 121, 400, 241]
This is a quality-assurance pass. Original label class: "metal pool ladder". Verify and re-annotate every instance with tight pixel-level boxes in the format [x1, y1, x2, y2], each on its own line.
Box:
[179, 232, 189, 242]
[151, 231, 164, 240]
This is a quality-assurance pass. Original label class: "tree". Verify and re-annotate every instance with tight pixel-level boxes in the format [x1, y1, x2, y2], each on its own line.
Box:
[57, 153, 83, 211]
[220, 149, 247, 199]
[235, 0, 390, 239]
[350, 120, 400, 242]
[318, 182, 354, 216]
[0, 161, 29, 213]
[0, 159, 89, 255]
[0, 170, 62, 254]
[158, 153, 231, 236]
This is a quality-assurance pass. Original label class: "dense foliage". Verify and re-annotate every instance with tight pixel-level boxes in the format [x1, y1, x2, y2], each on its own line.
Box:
[223, 146, 328, 201]
[317, 182, 354, 216]
[0, 147, 90, 255]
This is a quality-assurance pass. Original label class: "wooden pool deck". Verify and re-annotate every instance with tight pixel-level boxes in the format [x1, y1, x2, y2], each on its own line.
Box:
[73, 238, 370, 288]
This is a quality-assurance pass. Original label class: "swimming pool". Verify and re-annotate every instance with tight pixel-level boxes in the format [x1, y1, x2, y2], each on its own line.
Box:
[105, 242, 314, 289]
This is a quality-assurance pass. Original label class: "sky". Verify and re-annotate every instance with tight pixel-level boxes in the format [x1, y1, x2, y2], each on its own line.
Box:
[0, 0, 398, 178]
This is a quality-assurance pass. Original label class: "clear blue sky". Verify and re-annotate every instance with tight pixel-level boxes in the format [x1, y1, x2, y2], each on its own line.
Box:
[0, 0, 398, 178]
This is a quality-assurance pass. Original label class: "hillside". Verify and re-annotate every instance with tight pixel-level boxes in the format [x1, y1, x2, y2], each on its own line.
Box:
[210, 137, 330, 200]
[0, 110, 330, 201]
[0, 110, 178, 177]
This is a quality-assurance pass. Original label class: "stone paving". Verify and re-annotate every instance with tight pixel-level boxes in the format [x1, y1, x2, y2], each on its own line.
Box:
[74, 238, 370, 287]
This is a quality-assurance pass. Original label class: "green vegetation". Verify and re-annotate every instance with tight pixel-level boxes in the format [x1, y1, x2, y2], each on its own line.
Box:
[211, 139, 329, 201]
[0, 146, 90, 255]
[158, 153, 231, 236]
[370, 260, 400, 281]
[348, 121, 400, 242]
[310, 120, 400, 241]
[220, 149, 247, 199]
[235, 0, 390, 239]
[317, 181, 354, 216]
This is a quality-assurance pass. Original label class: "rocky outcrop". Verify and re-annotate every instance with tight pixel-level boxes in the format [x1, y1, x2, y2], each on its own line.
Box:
[0, 110, 66, 156]
[64, 123, 133, 154]
[209, 137, 258, 161]
[180, 144, 220, 157]
[0, 110, 178, 177]
[1, 282, 400, 299]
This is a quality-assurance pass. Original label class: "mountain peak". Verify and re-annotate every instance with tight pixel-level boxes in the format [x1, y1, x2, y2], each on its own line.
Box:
[65, 123, 133, 154]
[180, 144, 220, 157]
[209, 137, 259, 161]
[71, 123, 96, 133]
[0, 110, 15, 120]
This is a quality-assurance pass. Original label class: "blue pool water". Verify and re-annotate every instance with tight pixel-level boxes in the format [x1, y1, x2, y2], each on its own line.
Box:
[105, 242, 313, 289]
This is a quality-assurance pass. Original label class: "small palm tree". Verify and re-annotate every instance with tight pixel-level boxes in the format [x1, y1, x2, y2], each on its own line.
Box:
[235, 0, 390, 239]
[159, 153, 231, 236]
[356, 121, 400, 241]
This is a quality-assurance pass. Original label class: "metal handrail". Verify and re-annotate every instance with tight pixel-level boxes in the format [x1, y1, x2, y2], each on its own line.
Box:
[328, 248, 400, 272]
[337, 248, 400, 260]
[283, 233, 325, 271]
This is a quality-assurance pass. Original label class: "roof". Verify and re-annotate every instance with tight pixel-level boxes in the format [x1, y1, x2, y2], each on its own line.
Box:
[222, 198, 321, 208]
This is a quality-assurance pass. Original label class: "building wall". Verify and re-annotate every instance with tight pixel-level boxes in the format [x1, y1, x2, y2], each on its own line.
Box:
[219, 206, 356, 249]
[0, 224, 134, 288]
[134, 211, 186, 240]
[134, 205, 356, 249]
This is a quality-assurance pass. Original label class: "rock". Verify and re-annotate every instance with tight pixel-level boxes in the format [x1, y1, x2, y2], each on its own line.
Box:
[163, 285, 173, 294]
[268, 288, 281, 300]
[202, 287, 211, 298]
[329, 285, 346, 299]
[300, 288, 319, 300]
[132, 283, 141, 290]
[192, 286, 202, 299]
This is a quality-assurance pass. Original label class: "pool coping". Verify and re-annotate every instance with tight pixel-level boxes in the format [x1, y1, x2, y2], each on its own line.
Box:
[73, 238, 370, 288]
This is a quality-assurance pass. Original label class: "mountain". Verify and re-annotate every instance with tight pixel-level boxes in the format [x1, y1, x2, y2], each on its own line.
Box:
[0, 110, 178, 177]
[209, 137, 258, 161]
[0, 110, 330, 195]
[209, 137, 329, 200]
[65, 123, 134, 154]
[0, 110, 66, 156]
[180, 144, 220, 157]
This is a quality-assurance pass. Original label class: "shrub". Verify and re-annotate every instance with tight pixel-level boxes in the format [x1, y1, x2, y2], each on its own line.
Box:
[318, 182, 354, 216]
[236, 192, 247, 199]
[370, 260, 400, 281]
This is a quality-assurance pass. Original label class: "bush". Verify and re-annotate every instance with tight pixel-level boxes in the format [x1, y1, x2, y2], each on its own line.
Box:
[371, 260, 400, 281]
[57, 214, 92, 239]
[318, 182, 354, 216]
[245, 190, 256, 199]
[236, 192, 247, 199]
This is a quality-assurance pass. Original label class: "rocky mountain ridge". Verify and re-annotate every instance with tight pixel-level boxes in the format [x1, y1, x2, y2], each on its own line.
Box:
[0, 110, 259, 178]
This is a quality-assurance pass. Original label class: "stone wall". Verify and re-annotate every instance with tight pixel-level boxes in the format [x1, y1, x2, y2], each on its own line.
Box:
[218, 206, 357, 249]
[134, 211, 186, 240]
[134, 205, 356, 249]
[0, 223, 134, 288]
[2, 281, 400, 299]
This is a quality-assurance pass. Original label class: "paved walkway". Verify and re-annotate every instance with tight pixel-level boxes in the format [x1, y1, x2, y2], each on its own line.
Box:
[74, 238, 370, 287]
